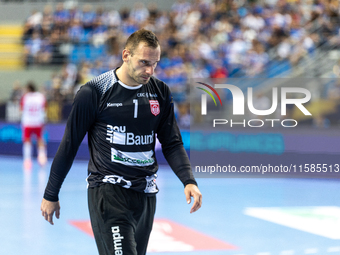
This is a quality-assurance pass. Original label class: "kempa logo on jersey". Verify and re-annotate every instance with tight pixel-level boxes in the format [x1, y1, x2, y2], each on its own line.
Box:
[106, 125, 154, 145]
[107, 102, 123, 107]
[111, 226, 124, 255]
[197, 83, 312, 128]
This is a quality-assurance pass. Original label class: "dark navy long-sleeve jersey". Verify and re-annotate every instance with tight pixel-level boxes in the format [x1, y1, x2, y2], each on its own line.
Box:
[44, 69, 197, 202]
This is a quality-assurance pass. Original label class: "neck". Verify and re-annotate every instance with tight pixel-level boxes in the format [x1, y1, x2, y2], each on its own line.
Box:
[116, 65, 139, 87]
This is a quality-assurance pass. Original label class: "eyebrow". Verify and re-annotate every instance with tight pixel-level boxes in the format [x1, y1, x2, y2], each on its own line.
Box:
[140, 59, 160, 65]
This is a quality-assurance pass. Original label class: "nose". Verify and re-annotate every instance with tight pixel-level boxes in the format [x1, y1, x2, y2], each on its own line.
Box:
[145, 65, 154, 76]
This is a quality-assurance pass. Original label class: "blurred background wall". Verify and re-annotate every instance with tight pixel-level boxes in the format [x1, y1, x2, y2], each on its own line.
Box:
[0, 0, 339, 163]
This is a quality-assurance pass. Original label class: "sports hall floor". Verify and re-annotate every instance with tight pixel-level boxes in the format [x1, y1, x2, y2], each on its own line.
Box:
[1, 155, 340, 255]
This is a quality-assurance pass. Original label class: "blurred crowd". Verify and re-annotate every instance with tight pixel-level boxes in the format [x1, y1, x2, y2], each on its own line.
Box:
[9, 0, 340, 126]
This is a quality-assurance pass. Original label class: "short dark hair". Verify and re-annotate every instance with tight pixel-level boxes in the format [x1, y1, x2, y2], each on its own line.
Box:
[125, 29, 159, 55]
[26, 81, 36, 92]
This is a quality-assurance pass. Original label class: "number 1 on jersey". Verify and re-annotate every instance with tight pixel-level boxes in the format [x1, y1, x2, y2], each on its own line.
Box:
[133, 99, 138, 118]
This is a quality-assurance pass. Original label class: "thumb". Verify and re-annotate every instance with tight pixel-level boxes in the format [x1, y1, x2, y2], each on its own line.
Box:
[185, 190, 191, 204]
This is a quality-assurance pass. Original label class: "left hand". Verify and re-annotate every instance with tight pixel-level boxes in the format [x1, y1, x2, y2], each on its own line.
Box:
[184, 184, 202, 213]
[40, 198, 60, 225]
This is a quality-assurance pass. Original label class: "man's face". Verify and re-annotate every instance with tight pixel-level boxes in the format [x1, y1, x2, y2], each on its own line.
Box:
[126, 42, 161, 85]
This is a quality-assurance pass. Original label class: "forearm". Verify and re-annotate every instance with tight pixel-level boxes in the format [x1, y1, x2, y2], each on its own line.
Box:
[43, 133, 80, 201]
[163, 143, 197, 187]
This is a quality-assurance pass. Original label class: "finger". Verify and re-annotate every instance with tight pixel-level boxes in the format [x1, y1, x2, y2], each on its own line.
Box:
[55, 209, 60, 219]
[190, 201, 199, 213]
[191, 201, 200, 213]
[44, 211, 48, 221]
[47, 212, 54, 225]
[185, 190, 191, 204]
[190, 193, 202, 213]
[41, 205, 45, 216]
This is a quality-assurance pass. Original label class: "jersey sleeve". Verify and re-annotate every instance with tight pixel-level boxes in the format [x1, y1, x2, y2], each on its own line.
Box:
[156, 85, 197, 187]
[43, 85, 99, 202]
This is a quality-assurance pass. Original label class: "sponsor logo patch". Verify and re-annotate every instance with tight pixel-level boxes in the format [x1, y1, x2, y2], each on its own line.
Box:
[106, 125, 154, 146]
[111, 148, 155, 166]
[149, 100, 160, 116]
[102, 175, 132, 188]
[144, 174, 158, 193]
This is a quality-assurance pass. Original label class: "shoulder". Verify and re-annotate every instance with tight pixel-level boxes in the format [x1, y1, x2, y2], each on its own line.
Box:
[149, 76, 168, 90]
[149, 76, 171, 97]
[36, 91, 46, 99]
[149, 76, 173, 106]
[75, 83, 99, 101]
[86, 70, 117, 97]
[75, 70, 117, 107]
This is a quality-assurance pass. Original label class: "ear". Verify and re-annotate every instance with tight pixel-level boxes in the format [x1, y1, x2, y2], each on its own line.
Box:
[122, 49, 130, 63]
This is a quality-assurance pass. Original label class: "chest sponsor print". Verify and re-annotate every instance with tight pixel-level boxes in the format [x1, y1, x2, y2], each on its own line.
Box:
[111, 148, 155, 166]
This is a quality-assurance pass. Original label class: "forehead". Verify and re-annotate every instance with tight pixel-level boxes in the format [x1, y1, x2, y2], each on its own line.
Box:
[132, 42, 161, 61]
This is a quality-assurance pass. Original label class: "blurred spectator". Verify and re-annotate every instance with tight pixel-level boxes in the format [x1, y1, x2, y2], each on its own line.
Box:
[39, 38, 53, 64]
[81, 4, 96, 36]
[60, 62, 78, 99]
[190, 60, 210, 79]
[105, 9, 122, 29]
[22, 10, 42, 43]
[130, 2, 149, 23]
[77, 62, 95, 87]
[16, 0, 340, 124]
[20, 82, 47, 169]
[242, 11, 265, 32]
[26, 9, 43, 31]
[10, 80, 23, 103]
[210, 60, 228, 79]
[68, 18, 85, 44]
[171, 0, 191, 16]
[91, 19, 108, 47]
[177, 103, 191, 129]
[24, 31, 43, 66]
[21, 0, 340, 72]
[53, 2, 70, 29]
[290, 39, 307, 65]
[6, 81, 23, 123]
[245, 41, 269, 76]
[67, 2, 82, 21]
[277, 37, 292, 59]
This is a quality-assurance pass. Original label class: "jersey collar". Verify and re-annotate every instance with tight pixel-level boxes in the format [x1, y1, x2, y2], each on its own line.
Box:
[114, 67, 143, 90]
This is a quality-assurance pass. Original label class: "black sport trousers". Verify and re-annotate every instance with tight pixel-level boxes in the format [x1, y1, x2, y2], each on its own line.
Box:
[88, 183, 156, 255]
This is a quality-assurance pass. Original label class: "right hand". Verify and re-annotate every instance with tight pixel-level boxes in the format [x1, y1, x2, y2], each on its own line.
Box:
[41, 198, 60, 225]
